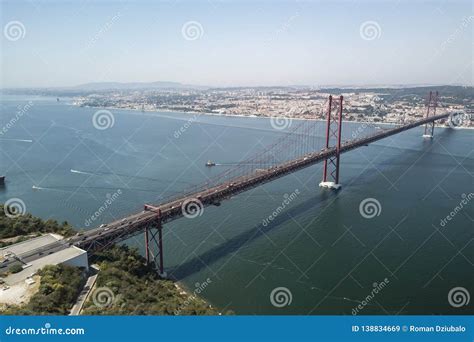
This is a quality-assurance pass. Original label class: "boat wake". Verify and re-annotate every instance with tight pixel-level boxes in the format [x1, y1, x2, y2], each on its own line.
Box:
[0, 138, 33, 143]
[70, 169, 96, 175]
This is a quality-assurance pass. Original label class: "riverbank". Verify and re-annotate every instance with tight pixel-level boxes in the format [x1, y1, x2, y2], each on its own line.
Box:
[80, 245, 221, 315]
[0, 204, 220, 315]
[71, 103, 474, 130]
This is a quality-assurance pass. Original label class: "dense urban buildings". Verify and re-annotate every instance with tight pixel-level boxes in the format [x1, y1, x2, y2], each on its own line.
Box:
[72, 86, 473, 127]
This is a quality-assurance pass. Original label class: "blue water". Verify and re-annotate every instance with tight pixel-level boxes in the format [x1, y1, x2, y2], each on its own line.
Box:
[0, 95, 472, 315]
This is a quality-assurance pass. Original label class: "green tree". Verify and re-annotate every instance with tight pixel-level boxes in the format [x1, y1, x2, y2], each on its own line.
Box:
[8, 264, 23, 274]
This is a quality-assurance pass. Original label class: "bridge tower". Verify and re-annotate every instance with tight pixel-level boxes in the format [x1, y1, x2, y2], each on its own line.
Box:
[144, 205, 167, 278]
[319, 95, 343, 190]
[423, 91, 438, 139]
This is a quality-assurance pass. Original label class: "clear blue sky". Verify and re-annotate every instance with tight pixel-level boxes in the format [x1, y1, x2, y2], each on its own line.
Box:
[1, 0, 472, 88]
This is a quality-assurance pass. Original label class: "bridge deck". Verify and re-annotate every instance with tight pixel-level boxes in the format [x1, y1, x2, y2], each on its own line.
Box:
[74, 112, 450, 252]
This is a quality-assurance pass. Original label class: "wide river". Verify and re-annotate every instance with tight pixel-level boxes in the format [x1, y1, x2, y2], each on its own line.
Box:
[0, 95, 472, 315]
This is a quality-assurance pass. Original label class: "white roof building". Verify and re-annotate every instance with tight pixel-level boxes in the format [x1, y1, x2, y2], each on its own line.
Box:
[0, 234, 89, 286]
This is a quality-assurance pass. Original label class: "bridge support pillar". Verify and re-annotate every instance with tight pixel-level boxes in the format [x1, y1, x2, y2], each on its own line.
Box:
[144, 205, 167, 278]
[423, 91, 438, 139]
[319, 95, 343, 190]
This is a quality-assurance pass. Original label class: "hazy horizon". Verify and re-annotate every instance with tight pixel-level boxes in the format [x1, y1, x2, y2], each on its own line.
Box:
[1, 80, 473, 91]
[1, 0, 472, 88]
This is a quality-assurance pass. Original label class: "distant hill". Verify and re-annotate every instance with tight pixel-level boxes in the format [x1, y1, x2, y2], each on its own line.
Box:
[0, 81, 208, 96]
[69, 81, 207, 91]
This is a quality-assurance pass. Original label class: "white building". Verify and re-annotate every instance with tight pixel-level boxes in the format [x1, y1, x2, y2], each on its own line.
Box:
[0, 234, 89, 286]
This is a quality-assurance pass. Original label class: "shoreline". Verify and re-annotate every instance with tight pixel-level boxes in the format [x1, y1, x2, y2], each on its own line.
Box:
[171, 277, 221, 315]
[71, 103, 474, 130]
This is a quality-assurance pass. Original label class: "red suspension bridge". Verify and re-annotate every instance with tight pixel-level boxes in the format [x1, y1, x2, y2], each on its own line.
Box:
[62, 92, 451, 276]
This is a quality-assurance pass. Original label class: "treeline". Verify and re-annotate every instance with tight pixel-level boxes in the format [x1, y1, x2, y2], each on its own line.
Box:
[82, 246, 221, 315]
[0, 204, 75, 246]
[1, 264, 85, 315]
[0, 205, 223, 315]
[322, 86, 473, 105]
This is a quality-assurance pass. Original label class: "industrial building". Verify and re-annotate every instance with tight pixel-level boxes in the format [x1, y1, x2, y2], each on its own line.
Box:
[0, 234, 89, 287]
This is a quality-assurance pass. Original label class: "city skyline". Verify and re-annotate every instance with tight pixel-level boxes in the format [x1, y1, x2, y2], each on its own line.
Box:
[1, 0, 472, 88]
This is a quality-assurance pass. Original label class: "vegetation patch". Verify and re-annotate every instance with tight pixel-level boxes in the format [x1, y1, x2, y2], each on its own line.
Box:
[8, 264, 23, 274]
[1, 264, 86, 315]
[82, 246, 221, 315]
[0, 204, 75, 247]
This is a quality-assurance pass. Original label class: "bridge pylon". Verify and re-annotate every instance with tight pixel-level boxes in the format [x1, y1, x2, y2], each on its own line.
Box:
[423, 91, 438, 139]
[144, 205, 166, 278]
[319, 95, 343, 190]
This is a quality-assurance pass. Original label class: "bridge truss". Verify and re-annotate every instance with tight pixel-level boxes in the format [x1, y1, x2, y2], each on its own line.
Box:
[74, 93, 452, 276]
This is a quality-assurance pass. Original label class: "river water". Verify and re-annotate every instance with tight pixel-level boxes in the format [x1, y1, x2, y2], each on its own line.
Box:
[0, 95, 472, 315]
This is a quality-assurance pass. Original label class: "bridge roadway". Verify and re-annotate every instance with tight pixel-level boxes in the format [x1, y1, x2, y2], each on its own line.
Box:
[1, 112, 451, 267]
[72, 112, 450, 253]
